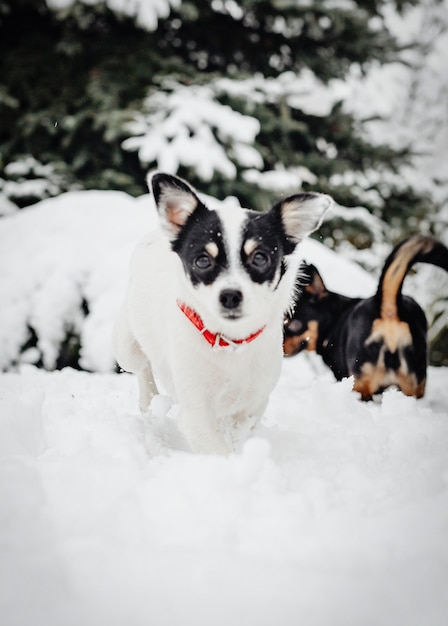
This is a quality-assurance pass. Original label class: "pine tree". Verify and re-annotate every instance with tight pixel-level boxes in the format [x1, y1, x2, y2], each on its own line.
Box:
[1, 0, 446, 367]
[1, 0, 432, 243]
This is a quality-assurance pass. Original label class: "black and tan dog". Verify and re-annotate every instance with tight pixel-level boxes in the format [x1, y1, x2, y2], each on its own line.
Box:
[283, 235, 448, 400]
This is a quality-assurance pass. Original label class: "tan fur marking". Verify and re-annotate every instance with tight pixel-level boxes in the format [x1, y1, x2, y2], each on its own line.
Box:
[353, 366, 379, 400]
[367, 318, 412, 353]
[205, 242, 219, 258]
[381, 236, 433, 320]
[305, 321, 318, 351]
[414, 378, 426, 399]
[244, 239, 258, 256]
[283, 321, 318, 356]
[354, 314, 423, 399]
[396, 372, 425, 398]
[354, 367, 423, 400]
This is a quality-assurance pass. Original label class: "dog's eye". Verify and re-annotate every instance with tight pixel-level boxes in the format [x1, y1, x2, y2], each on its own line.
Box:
[285, 319, 303, 334]
[194, 253, 213, 270]
[250, 250, 271, 269]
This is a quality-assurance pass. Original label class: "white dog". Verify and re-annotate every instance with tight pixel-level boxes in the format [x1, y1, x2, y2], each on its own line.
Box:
[113, 173, 331, 453]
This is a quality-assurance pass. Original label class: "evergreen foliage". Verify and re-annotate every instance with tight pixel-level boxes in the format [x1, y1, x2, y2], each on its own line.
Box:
[1, 0, 446, 366]
[1, 0, 430, 238]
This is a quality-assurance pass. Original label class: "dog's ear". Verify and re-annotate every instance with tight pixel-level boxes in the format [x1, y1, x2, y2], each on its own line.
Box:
[149, 172, 205, 240]
[275, 192, 332, 251]
[305, 264, 328, 299]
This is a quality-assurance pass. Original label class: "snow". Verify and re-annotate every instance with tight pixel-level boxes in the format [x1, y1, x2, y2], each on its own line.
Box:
[122, 84, 262, 181]
[1, 186, 448, 626]
[46, 0, 181, 31]
[1, 359, 448, 626]
[243, 166, 318, 192]
[217, 69, 347, 117]
[358, 1, 448, 214]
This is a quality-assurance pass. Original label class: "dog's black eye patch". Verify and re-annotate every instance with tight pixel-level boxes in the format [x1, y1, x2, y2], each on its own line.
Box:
[241, 213, 285, 284]
[172, 207, 227, 285]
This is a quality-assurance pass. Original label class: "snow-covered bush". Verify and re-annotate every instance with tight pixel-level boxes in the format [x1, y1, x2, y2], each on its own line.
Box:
[0, 191, 155, 372]
[1, 157, 69, 209]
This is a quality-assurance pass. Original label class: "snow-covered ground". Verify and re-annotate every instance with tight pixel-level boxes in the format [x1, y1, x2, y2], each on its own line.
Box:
[1, 357, 448, 626]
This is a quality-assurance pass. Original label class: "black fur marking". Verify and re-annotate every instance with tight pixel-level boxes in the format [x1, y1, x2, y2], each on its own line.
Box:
[241, 211, 290, 285]
[151, 172, 193, 207]
[270, 198, 301, 256]
[275, 259, 288, 290]
[172, 204, 228, 286]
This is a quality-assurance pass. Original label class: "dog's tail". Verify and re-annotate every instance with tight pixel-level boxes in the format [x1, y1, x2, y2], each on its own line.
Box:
[376, 234, 448, 320]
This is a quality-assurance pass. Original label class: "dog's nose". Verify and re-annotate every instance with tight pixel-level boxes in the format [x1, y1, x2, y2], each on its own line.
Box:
[219, 289, 243, 310]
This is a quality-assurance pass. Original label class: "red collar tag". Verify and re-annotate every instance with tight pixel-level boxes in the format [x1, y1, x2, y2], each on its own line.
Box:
[177, 300, 265, 348]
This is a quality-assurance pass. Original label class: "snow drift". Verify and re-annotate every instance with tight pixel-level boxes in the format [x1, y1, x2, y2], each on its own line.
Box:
[1, 359, 447, 626]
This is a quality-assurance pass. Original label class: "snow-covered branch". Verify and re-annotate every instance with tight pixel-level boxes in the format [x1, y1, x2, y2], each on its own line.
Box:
[46, 0, 181, 31]
[122, 83, 263, 181]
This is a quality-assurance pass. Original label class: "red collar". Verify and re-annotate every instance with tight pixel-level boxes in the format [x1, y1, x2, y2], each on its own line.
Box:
[177, 300, 265, 348]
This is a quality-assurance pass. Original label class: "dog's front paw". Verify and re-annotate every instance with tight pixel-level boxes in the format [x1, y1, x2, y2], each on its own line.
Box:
[181, 414, 233, 455]
[187, 433, 232, 456]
